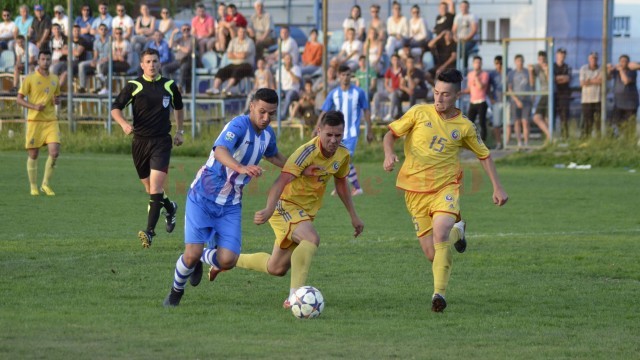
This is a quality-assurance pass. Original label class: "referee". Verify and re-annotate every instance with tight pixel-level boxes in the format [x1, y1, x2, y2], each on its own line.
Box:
[111, 48, 185, 248]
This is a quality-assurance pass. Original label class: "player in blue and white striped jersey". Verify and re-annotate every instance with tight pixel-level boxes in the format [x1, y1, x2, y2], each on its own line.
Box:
[318, 64, 373, 196]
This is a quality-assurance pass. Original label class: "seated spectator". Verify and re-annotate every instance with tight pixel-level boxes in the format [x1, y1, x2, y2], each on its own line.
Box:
[248, 0, 275, 60]
[267, 26, 299, 66]
[0, 9, 17, 50]
[290, 79, 317, 125]
[354, 55, 378, 101]
[300, 29, 323, 77]
[215, 4, 247, 53]
[49, 24, 67, 72]
[158, 8, 176, 38]
[51, 5, 68, 36]
[90, 2, 112, 37]
[433, 0, 455, 37]
[275, 53, 301, 118]
[132, 4, 156, 52]
[244, 57, 275, 112]
[14, 5, 33, 39]
[397, 56, 428, 111]
[368, 5, 385, 43]
[408, 5, 429, 57]
[191, 3, 216, 56]
[54, 25, 90, 90]
[343, 5, 366, 41]
[31, 4, 51, 51]
[78, 23, 110, 93]
[312, 65, 338, 112]
[112, 4, 134, 41]
[97, 28, 130, 94]
[426, 30, 456, 85]
[11, 35, 38, 92]
[206, 27, 255, 95]
[372, 53, 404, 122]
[364, 27, 383, 74]
[385, 1, 409, 56]
[216, 2, 227, 24]
[333, 27, 362, 71]
[75, 5, 94, 45]
[146, 30, 171, 66]
[162, 25, 193, 93]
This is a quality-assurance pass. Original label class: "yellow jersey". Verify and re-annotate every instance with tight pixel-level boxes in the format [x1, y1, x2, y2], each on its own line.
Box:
[280, 136, 351, 217]
[388, 104, 490, 193]
[18, 70, 60, 121]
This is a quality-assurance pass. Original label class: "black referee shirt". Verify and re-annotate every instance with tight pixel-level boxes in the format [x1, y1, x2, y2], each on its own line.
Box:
[112, 75, 184, 138]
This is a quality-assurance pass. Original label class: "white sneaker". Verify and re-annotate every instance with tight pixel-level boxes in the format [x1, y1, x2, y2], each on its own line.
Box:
[98, 88, 109, 95]
[383, 114, 393, 122]
[351, 188, 364, 196]
[206, 87, 220, 95]
[453, 220, 467, 253]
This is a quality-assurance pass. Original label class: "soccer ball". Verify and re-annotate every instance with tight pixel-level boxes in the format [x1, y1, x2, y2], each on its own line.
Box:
[290, 286, 324, 319]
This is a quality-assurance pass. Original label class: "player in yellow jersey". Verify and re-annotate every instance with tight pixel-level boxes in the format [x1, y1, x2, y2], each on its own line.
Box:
[383, 68, 508, 312]
[16, 50, 61, 196]
[210, 110, 365, 308]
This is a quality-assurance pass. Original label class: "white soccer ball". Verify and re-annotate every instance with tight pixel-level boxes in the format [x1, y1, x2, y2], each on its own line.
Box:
[290, 286, 324, 319]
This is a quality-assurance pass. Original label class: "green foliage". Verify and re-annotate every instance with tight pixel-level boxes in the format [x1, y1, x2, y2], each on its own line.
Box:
[1, 153, 639, 358]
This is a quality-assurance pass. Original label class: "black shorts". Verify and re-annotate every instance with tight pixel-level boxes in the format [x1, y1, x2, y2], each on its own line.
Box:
[535, 96, 548, 116]
[132, 135, 172, 179]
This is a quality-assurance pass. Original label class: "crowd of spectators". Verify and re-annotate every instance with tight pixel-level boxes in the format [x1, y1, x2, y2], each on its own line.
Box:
[0, 1, 638, 144]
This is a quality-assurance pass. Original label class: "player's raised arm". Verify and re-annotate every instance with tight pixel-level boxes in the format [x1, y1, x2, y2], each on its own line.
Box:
[334, 176, 364, 237]
[254, 172, 296, 224]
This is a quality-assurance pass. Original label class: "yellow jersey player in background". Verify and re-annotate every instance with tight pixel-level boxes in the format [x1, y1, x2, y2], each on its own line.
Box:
[383, 68, 508, 312]
[212, 110, 365, 308]
[16, 50, 61, 196]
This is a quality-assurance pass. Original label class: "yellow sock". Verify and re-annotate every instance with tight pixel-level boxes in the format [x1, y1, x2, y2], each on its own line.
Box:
[42, 156, 56, 186]
[27, 158, 38, 190]
[433, 241, 453, 296]
[236, 253, 270, 273]
[290, 241, 318, 290]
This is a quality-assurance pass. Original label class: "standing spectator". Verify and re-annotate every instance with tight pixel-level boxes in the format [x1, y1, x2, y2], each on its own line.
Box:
[489, 55, 506, 149]
[275, 53, 301, 118]
[333, 27, 362, 71]
[528, 51, 551, 143]
[11, 35, 38, 92]
[579, 52, 601, 138]
[248, 0, 275, 61]
[355, 55, 378, 101]
[368, 4, 385, 43]
[205, 27, 255, 96]
[16, 50, 61, 196]
[13, 5, 33, 39]
[51, 5, 68, 36]
[464, 56, 490, 141]
[0, 9, 17, 50]
[90, 2, 112, 37]
[433, 0, 455, 36]
[97, 27, 130, 94]
[268, 26, 299, 66]
[162, 25, 193, 93]
[31, 4, 51, 51]
[146, 30, 171, 66]
[158, 8, 176, 38]
[48, 24, 66, 73]
[372, 53, 405, 122]
[607, 55, 639, 136]
[398, 56, 429, 110]
[215, 4, 247, 53]
[452, 0, 478, 71]
[385, 1, 409, 56]
[132, 4, 156, 53]
[408, 5, 429, 58]
[300, 29, 323, 77]
[507, 54, 532, 148]
[362, 29, 382, 77]
[55, 25, 90, 90]
[75, 5, 94, 45]
[426, 30, 457, 86]
[78, 23, 110, 93]
[343, 5, 366, 42]
[191, 3, 216, 56]
[554, 48, 572, 139]
[112, 4, 134, 41]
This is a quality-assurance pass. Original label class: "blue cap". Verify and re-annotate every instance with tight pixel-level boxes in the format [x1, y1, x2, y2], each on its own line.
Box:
[34, 5, 43, 11]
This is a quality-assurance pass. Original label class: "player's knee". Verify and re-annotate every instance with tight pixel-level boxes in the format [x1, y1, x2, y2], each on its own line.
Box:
[183, 250, 203, 267]
[217, 252, 238, 270]
[267, 265, 288, 277]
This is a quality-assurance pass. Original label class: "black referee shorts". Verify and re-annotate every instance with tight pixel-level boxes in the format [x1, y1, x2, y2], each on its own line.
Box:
[132, 135, 173, 179]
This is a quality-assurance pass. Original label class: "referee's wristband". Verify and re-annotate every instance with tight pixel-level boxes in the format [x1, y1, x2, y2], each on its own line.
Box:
[176, 130, 184, 135]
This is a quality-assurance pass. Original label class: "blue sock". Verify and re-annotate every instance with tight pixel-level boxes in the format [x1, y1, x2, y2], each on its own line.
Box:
[201, 248, 222, 270]
[172, 255, 195, 291]
[348, 163, 361, 190]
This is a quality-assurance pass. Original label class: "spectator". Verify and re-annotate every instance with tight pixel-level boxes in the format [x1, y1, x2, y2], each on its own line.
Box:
[275, 53, 301, 118]
[75, 5, 94, 45]
[244, 57, 275, 112]
[11, 35, 38, 92]
[368, 4, 385, 43]
[206, 27, 255, 96]
[398, 42, 416, 65]
[528, 50, 551, 143]
[78, 23, 110, 94]
[579, 52, 601, 138]
[300, 28, 322, 77]
[0, 9, 16, 50]
[51, 5, 68, 36]
[433, 0, 455, 36]
[191, 3, 216, 56]
[290, 79, 317, 125]
[372, 53, 404, 122]
[452, 0, 478, 71]
[31, 4, 51, 51]
[385, 1, 409, 56]
[90, 2, 112, 37]
[112, 4, 134, 41]
[408, 5, 429, 58]
[132, 4, 156, 52]
[215, 4, 247, 53]
[463, 56, 490, 141]
[216, 2, 227, 23]
[162, 25, 193, 93]
[97, 27, 130, 94]
[158, 8, 176, 38]
[55, 25, 90, 90]
[607, 54, 639, 136]
[426, 30, 456, 86]
[354, 55, 377, 101]
[364, 27, 383, 74]
[14, 5, 33, 39]
[489, 55, 506, 149]
[334, 27, 362, 71]
[49, 24, 66, 72]
[268, 25, 299, 66]
[554, 48, 572, 139]
[312, 65, 339, 113]
[343, 5, 366, 42]
[248, 0, 275, 61]
[507, 54, 532, 148]
[399, 56, 428, 110]
[146, 30, 171, 66]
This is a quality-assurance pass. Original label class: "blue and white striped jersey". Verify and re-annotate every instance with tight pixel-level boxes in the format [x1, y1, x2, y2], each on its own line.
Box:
[190, 115, 278, 205]
[321, 85, 369, 141]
